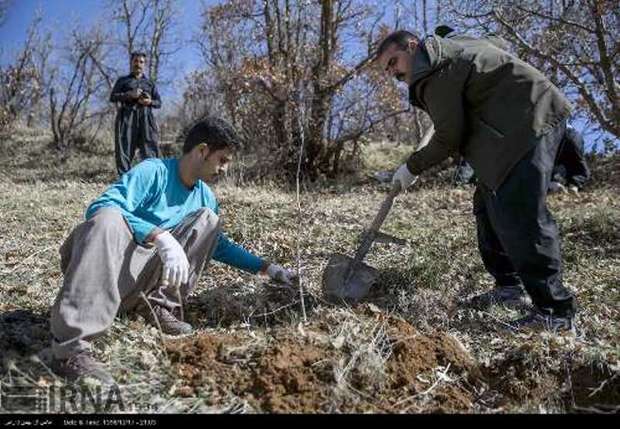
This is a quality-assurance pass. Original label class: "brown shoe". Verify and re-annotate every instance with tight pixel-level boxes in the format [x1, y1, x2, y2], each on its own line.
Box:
[51, 351, 115, 386]
[142, 305, 193, 335]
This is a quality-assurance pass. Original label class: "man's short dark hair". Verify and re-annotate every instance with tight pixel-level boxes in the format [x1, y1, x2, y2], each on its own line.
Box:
[376, 30, 419, 57]
[131, 52, 147, 60]
[182, 117, 243, 154]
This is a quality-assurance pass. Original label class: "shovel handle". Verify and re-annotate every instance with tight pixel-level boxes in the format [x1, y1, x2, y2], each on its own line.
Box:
[367, 183, 400, 234]
[352, 183, 401, 262]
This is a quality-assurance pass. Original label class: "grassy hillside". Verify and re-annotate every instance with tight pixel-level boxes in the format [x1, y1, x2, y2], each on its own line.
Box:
[0, 128, 618, 413]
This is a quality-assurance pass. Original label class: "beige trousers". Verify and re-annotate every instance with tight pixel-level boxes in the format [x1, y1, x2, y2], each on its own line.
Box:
[50, 207, 220, 359]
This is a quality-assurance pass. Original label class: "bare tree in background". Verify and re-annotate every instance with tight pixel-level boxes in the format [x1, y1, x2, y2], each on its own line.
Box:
[0, 13, 52, 130]
[448, 0, 619, 149]
[0, 0, 11, 27]
[48, 28, 110, 152]
[176, 70, 225, 125]
[196, 0, 410, 180]
[110, 0, 180, 85]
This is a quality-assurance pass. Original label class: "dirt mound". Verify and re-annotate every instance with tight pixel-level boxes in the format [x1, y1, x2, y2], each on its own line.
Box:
[569, 365, 620, 411]
[245, 337, 335, 412]
[482, 343, 620, 412]
[386, 318, 478, 386]
[166, 313, 482, 413]
[166, 331, 337, 412]
[380, 317, 480, 412]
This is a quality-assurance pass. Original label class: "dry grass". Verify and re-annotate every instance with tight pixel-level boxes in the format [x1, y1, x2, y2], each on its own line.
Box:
[0, 128, 618, 413]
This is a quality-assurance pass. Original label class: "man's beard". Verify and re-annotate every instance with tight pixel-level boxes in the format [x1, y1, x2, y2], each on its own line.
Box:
[396, 72, 406, 81]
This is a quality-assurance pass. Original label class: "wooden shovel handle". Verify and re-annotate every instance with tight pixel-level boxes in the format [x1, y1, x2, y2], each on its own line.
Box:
[352, 183, 400, 262]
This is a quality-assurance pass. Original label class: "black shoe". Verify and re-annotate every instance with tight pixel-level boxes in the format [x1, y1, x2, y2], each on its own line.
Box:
[51, 351, 115, 386]
[508, 309, 576, 334]
[469, 285, 529, 310]
[142, 305, 193, 335]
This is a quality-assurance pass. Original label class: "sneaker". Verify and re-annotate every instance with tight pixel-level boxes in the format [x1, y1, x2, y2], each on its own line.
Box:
[469, 285, 529, 310]
[51, 351, 115, 386]
[508, 310, 576, 334]
[142, 305, 193, 335]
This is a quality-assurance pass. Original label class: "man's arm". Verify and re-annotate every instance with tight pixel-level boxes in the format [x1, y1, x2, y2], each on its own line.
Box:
[85, 161, 161, 244]
[212, 233, 296, 285]
[406, 62, 469, 175]
[149, 82, 162, 109]
[110, 78, 130, 103]
[212, 232, 265, 274]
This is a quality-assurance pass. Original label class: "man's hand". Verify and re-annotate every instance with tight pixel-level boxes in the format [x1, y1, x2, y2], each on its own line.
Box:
[127, 88, 143, 100]
[392, 163, 418, 192]
[153, 231, 189, 288]
[266, 263, 297, 285]
[138, 94, 152, 106]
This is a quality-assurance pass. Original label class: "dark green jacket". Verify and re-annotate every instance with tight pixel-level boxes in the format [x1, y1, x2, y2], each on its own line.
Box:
[406, 35, 572, 190]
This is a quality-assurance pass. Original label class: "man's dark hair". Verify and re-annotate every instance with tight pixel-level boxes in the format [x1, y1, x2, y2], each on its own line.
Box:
[131, 52, 147, 60]
[182, 117, 243, 154]
[376, 30, 419, 57]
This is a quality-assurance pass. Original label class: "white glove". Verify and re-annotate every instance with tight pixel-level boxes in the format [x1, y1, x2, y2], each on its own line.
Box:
[548, 181, 567, 194]
[392, 163, 418, 191]
[153, 231, 189, 288]
[266, 264, 296, 285]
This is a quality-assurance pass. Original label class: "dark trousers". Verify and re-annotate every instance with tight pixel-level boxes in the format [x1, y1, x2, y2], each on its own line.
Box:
[114, 107, 160, 176]
[473, 121, 577, 317]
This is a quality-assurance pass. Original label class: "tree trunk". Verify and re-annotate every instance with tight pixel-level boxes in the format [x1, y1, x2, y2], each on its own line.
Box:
[305, 0, 334, 178]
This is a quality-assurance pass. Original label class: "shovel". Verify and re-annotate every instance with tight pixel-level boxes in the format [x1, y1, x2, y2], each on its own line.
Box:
[322, 183, 405, 304]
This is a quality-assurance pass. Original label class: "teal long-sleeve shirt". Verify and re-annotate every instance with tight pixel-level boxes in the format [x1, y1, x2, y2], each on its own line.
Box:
[86, 158, 264, 274]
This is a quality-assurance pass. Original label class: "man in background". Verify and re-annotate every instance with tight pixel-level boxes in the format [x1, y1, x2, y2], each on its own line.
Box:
[110, 52, 161, 176]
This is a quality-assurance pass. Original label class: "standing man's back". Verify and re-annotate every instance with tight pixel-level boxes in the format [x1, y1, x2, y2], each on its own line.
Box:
[405, 33, 571, 189]
[110, 52, 161, 176]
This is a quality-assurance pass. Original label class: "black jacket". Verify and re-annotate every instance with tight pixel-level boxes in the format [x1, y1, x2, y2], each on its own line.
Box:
[110, 74, 161, 109]
[406, 35, 572, 190]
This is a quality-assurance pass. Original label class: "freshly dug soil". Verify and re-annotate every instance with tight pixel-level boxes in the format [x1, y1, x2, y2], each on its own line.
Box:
[167, 313, 481, 413]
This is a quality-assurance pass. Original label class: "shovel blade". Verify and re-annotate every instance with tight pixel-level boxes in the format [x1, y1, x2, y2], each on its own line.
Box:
[322, 254, 379, 304]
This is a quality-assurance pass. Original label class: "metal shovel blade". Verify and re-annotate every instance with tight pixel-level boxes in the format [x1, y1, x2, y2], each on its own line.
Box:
[322, 253, 379, 304]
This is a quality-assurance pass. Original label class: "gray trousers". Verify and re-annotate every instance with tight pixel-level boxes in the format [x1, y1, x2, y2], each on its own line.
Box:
[50, 207, 220, 359]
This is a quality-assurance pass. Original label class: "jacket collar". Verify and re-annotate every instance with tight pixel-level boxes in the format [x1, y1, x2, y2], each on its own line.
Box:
[408, 35, 448, 107]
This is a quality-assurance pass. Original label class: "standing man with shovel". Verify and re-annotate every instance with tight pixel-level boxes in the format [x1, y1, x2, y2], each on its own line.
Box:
[375, 30, 577, 333]
[50, 117, 296, 385]
[110, 52, 162, 176]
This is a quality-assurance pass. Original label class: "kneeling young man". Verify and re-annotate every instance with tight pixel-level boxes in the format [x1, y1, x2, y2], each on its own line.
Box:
[50, 117, 295, 384]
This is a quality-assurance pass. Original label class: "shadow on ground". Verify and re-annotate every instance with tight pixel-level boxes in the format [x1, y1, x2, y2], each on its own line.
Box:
[0, 309, 53, 381]
[187, 282, 321, 329]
